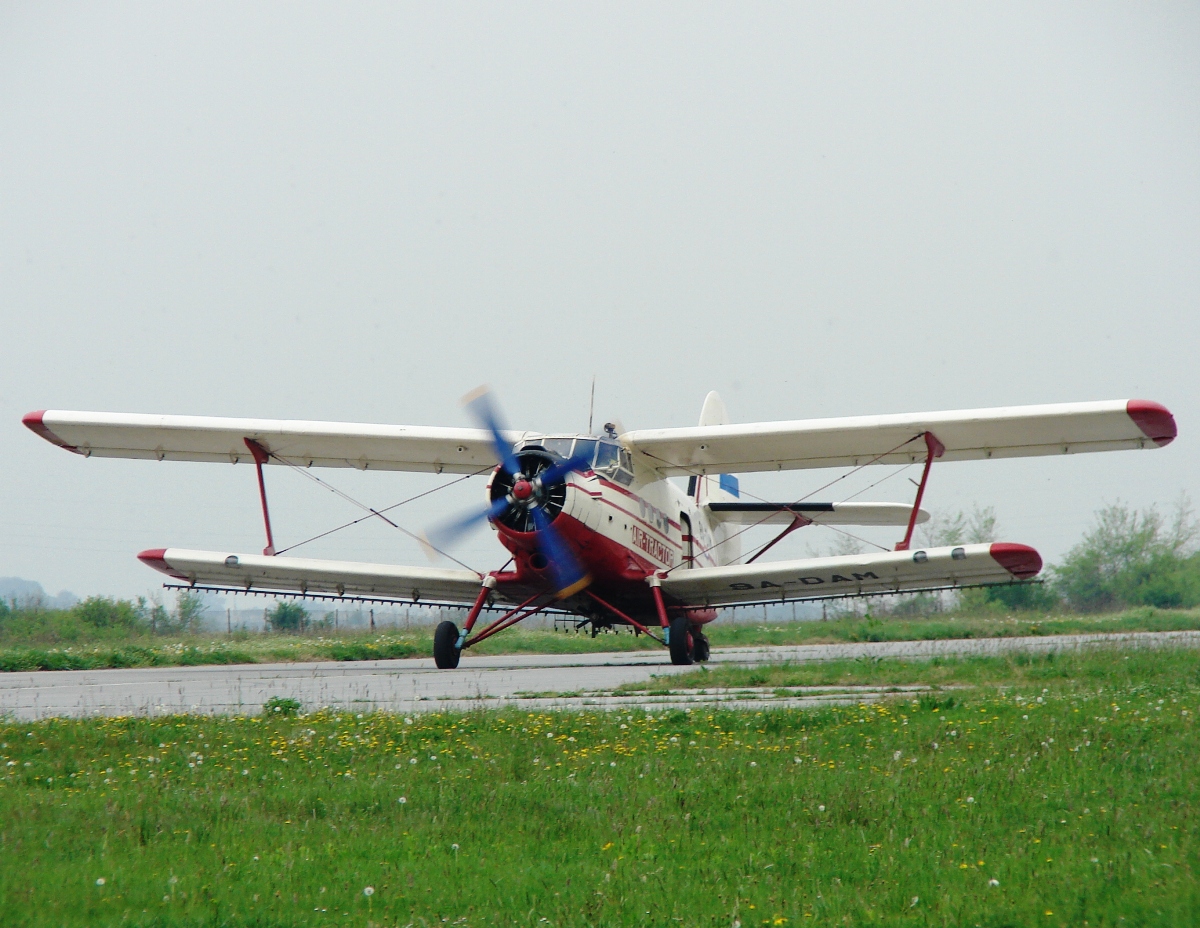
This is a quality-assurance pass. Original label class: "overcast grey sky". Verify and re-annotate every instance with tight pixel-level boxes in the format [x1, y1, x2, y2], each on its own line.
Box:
[2, 3, 1197, 600]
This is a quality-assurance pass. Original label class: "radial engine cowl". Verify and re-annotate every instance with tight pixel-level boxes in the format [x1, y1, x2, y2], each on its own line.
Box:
[489, 449, 568, 533]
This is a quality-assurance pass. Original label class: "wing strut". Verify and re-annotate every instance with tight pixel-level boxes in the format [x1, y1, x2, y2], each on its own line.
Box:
[895, 431, 944, 551]
[245, 439, 277, 556]
[746, 513, 814, 564]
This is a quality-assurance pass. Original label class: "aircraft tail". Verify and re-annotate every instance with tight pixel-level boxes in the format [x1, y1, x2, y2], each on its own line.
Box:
[690, 392, 739, 503]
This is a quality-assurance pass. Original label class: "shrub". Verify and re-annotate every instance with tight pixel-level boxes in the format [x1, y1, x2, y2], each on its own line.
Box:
[267, 602, 309, 634]
[72, 597, 146, 630]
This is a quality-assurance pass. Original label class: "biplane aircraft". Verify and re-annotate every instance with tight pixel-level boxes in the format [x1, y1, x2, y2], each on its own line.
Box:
[23, 392, 1176, 668]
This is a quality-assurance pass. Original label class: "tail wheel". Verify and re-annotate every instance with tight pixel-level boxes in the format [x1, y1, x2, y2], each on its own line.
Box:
[433, 620, 461, 669]
[668, 615, 694, 666]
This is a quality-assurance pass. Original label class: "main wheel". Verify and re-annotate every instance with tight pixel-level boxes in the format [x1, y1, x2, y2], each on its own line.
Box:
[692, 632, 710, 663]
[668, 615, 694, 665]
[433, 620, 461, 669]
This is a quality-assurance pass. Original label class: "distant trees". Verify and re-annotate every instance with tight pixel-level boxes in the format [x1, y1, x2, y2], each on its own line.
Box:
[1053, 498, 1199, 612]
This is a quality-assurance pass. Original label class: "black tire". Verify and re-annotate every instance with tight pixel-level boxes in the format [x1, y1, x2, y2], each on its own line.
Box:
[433, 620, 461, 669]
[668, 615, 694, 666]
[693, 632, 710, 663]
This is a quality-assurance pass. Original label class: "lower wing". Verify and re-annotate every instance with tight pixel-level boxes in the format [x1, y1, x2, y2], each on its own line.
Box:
[659, 543, 1041, 607]
[138, 548, 491, 607]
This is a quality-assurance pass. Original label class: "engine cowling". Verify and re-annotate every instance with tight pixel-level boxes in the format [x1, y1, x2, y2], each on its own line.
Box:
[488, 448, 568, 534]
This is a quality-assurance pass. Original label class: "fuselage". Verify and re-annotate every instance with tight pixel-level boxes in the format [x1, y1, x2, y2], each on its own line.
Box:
[485, 434, 740, 625]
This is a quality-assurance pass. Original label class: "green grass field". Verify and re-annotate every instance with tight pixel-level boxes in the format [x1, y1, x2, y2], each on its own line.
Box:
[2, 605, 1199, 672]
[1, 647, 1197, 926]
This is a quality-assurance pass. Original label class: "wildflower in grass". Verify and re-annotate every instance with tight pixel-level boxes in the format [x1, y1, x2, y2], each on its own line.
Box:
[818, 805, 825, 812]
[95, 878, 105, 886]
[967, 797, 975, 804]
[363, 886, 374, 897]
[398, 796, 406, 804]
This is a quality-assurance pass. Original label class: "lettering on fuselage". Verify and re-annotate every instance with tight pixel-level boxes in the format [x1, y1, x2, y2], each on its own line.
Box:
[728, 571, 879, 591]
[631, 525, 675, 567]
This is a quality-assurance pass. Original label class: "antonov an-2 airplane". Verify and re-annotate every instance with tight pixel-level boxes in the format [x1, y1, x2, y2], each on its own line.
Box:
[23, 391, 1176, 668]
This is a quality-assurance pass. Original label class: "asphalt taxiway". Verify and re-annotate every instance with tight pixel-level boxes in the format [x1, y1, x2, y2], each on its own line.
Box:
[1, 629, 1196, 720]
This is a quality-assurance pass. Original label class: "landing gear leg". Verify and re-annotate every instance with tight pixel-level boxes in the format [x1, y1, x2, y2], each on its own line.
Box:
[692, 629, 710, 663]
[434, 577, 496, 669]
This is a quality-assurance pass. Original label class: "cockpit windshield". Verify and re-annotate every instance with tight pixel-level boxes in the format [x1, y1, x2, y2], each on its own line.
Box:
[517, 437, 628, 481]
[540, 437, 576, 459]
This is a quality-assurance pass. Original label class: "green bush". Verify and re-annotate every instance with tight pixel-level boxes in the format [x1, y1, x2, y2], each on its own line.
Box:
[72, 597, 146, 630]
[266, 602, 309, 634]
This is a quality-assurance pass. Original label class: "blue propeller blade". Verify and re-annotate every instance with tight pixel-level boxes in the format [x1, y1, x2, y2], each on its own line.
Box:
[530, 504, 591, 598]
[536, 451, 593, 488]
[426, 495, 513, 552]
[462, 386, 522, 477]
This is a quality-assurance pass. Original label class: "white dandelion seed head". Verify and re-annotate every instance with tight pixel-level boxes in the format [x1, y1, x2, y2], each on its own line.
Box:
[363, 886, 374, 897]
[988, 879, 999, 887]
[95, 878, 105, 886]
[818, 805, 825, 812]
[398, 796, 407, 804]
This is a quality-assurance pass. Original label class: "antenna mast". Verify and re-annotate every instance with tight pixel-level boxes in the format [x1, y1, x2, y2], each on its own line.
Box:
[587, 375, 596, 435]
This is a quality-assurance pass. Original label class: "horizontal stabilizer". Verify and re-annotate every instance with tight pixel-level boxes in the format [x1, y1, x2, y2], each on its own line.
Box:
[660, 542, 1041, 608]
[24, 411, 531, 474]
[138, 548, 493, 607]
[623, 399, 1176, 475]
[706, 501, 927, 527]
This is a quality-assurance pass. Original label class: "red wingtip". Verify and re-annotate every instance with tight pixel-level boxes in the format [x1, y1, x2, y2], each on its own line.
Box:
[137, 548, 189, 580]
[1127, 399, 1176, 447]
[989, 542, 1042, 580]
[22, 410, 80, 453]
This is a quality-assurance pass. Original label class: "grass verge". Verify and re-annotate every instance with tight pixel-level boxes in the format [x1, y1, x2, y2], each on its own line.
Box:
[0, 647, 1197, 925]
[1, 606, 1198, 672]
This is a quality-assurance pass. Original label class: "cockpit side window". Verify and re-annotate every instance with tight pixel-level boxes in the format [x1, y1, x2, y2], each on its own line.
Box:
[594, 441, 620, 472]
[613, 448, 635, 486]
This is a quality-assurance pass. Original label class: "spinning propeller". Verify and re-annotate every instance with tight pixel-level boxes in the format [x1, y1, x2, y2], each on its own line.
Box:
[426, 387, 593, 599]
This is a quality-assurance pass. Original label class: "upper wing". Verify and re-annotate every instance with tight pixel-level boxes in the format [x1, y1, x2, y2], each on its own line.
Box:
[659, 542, 1041, 608]
[705, 501, 927, 527]
[138, 548, 493, 606]
[24, 411, 530, 474]
[623, 399, 1176, 475]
